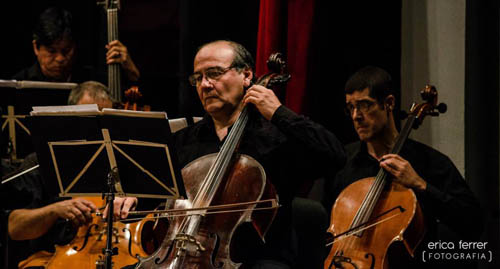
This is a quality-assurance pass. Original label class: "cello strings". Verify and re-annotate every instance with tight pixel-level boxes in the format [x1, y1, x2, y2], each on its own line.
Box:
[336, 175, 381, 256]
[175, 107, 251, 238]
[327, 211, 403, 247]
[107, 8, 121, 101]
[195, 107, 248, 207]
[334, 115, 416, 259]
[189, 106, 249, 218]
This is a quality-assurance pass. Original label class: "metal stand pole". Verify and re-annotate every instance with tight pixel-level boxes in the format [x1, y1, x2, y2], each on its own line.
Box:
[104, 170, 118, 268]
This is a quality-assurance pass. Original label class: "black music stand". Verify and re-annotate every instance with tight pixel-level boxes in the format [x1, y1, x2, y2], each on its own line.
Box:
[27, 105, 186, 268]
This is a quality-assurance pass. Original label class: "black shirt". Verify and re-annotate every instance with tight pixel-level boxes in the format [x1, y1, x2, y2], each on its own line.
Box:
[172, 105, 346, 265]
[0, 153, 75, 268]
[324, 139, 483, 268]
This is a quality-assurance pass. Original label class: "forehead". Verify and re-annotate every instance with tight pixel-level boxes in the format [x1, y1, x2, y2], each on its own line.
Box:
[42, 38, 75, 50]
[194, 42, 234, 72]
[346, 88, 374, 103]
[77, 92, 112, 109]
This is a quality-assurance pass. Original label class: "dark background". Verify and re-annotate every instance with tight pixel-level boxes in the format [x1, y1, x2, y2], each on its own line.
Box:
[0, 0, 401, 145]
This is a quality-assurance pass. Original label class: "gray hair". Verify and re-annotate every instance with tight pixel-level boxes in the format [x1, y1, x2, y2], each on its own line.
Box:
[67, 81, 113, 105]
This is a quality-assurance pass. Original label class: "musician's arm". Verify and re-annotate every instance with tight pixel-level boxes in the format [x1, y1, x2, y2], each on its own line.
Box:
[270, 105, 346, 175]
[382, 153, 483, 239]
[8, 207, 59, 240]
[242, 84, 346, 175]
[420, 159, 483, 239]
[8, 198, 95, 240]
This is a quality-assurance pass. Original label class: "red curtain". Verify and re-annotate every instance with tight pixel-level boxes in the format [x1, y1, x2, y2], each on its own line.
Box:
[256, 0, 315, 114]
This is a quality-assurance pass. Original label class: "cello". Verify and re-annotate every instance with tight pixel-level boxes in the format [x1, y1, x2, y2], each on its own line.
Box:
[133, 53, 289, 268]
[325, 86, 447, 269]
[19, 196, 151, 268]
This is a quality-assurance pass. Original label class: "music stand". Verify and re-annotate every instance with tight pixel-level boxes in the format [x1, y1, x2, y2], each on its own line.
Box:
[27, 104, 186, 268]
[0, 79, 76, 162]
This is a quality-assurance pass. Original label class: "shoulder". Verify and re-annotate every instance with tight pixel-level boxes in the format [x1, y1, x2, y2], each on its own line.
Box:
[404, 139, 462, 181]
[172, 115, 209, 144]
[12, 63, 44, 81]
[406, 139, 453, 164]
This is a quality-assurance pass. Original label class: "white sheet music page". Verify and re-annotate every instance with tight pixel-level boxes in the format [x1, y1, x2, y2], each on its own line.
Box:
[30, 104, 100, 116]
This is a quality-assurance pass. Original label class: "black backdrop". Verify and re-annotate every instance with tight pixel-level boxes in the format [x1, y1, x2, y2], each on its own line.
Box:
[0, 0, 401, 145]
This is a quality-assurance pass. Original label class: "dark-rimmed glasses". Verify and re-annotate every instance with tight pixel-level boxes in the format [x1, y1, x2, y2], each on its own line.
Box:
[345, 99, 377, 115]
[188, 65, 235, 86]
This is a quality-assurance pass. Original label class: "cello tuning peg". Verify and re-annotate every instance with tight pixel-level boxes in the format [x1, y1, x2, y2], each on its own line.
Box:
[437, 103, 447, 114]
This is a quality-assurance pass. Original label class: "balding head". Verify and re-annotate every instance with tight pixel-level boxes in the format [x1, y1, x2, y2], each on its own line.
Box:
[68, 81, 113, 110]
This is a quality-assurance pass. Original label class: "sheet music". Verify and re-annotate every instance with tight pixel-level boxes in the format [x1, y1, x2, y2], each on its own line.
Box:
[102, 108, 167, 119]
[30, 105, 168, 119]
[31, 104, 100, 115]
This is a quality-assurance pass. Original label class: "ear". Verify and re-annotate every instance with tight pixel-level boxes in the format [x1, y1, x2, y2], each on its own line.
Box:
[242, 68, 253, 88]
[32, 40, 39, 56]
[385, 94, 395, 111]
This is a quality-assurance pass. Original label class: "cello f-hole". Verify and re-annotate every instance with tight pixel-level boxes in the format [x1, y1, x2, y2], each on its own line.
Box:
[155, 241, 174, 265]
[364, 253, 375, 269]
[209, 232, 223, 268]
[123, 227, 134, 257]
[73, 223, 99, 251]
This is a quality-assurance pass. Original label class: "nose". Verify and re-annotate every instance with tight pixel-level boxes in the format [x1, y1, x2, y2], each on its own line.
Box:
[54, 52, 67, 63]
[199, 75, 214, 88]
[352, 108, 363, 121]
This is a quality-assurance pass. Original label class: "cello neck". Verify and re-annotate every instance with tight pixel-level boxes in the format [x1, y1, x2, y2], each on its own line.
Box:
[350, 114, 417, 231]
[192, 106, 250, 208]
[106, 2, 121, 102]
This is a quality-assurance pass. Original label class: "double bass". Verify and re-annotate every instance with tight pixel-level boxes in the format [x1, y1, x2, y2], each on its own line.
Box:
[104, 0, 149, 111]
[325, 86, 447, 269]
[134, 53, 289, 268]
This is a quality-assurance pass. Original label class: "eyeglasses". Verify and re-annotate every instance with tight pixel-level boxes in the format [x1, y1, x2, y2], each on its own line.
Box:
[188, 65, 235, 86]
[345, 99, 377, 115]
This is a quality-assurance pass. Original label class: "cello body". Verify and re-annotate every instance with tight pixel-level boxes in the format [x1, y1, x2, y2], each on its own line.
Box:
[135, 153, 277, 268]
[19, 197, 150, 268]
[325, 178, 425, 269]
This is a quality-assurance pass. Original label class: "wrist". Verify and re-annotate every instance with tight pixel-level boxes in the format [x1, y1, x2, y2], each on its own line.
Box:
[415, 177, 427, 192]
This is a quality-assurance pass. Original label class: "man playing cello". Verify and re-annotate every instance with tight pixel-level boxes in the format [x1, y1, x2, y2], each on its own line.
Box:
[323, 66, 483, 268]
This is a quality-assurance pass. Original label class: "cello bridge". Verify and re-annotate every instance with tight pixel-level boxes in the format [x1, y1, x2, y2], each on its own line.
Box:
[174, 233, 206, 256]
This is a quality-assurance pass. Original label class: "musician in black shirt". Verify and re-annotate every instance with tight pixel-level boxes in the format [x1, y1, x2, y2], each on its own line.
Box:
[13, 7, 140, 84]
[114, 40, 345, 268]
[177, 40, 346, 268]
[323, 66, 483, 268]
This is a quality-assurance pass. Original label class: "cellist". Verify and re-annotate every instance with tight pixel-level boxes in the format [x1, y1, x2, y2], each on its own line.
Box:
[2, 81, 138, 268]
[323, 66, 483, 268]
[118, 40, 346, 268]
